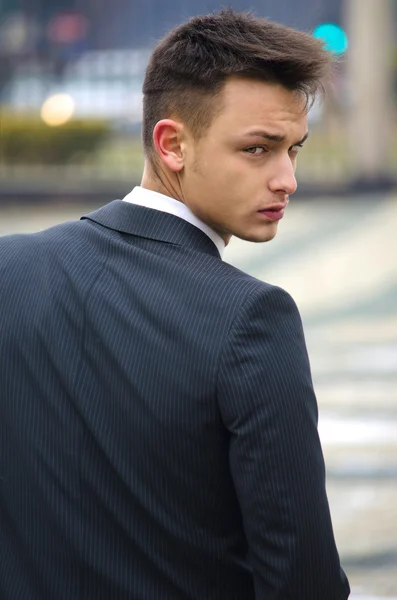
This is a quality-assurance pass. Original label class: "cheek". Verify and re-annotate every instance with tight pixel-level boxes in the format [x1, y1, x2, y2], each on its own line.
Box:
[192, 159, 230, 189]
[190, 146, 260, 196]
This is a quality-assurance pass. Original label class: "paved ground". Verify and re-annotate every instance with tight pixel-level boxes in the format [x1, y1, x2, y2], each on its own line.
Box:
[1, 193, 396, 597]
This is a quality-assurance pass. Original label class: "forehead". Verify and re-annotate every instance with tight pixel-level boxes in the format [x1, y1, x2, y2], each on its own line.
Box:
[214, 76, 308, 136]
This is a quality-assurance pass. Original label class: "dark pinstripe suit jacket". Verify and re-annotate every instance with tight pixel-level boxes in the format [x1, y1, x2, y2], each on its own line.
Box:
[0, 200, 349, 599]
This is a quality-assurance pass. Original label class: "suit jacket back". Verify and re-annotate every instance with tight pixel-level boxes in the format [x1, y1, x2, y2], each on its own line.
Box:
[0, 201, 349, 599]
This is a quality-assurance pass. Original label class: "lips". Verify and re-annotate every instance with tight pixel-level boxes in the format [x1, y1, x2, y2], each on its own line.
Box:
[257, 203, 287, 222]
[259, 202, 288, 213]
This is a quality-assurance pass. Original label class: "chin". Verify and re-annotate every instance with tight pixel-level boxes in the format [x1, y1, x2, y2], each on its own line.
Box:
[236, 229, 278, 243]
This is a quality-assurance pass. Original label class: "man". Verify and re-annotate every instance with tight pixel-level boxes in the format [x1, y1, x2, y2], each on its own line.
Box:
[0, 9, 350, 600]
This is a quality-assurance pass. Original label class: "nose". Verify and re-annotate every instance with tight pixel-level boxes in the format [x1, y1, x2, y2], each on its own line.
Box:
[268, 155, 298, 196]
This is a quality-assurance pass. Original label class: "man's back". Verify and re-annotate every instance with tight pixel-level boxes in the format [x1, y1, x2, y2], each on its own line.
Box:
[0, 202, 349, 599]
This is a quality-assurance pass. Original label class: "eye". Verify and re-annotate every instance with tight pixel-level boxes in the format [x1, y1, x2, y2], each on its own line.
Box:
[290, 143, 304, 155]
[244, 146, 268, 156]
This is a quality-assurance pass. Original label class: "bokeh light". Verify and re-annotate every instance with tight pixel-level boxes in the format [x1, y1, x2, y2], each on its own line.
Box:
[41, 94, 75, 126]
[313, 23, 348, 54]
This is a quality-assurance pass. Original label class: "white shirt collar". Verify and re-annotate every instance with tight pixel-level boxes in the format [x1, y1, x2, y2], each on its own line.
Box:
[122, 186, 225, 258]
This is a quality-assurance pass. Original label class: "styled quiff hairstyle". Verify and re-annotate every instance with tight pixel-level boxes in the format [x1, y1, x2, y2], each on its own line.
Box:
[142, 9, 332, 159]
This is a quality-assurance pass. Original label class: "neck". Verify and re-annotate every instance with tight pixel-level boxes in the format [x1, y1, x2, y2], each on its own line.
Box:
[141, 161, 231, 247]
[141, 162, 184, 204]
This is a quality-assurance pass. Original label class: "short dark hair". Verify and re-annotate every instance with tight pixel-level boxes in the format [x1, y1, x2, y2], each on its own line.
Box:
[142, 9, 333, 159]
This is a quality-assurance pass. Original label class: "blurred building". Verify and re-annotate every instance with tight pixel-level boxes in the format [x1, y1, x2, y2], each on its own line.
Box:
[1, 0, 344, 52]
[75, 0, 344, 50]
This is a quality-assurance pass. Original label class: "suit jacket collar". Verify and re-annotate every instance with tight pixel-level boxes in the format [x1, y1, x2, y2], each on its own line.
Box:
[81, 200, 221, 259]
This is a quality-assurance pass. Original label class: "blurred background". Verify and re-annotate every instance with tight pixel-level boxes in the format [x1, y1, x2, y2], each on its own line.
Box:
[0, 0, 396, 597]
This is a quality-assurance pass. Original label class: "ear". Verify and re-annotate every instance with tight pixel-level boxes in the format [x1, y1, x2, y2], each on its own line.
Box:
[152, 119, 186, 172]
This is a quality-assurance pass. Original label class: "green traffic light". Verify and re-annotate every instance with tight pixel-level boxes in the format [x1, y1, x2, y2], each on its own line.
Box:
[313, 23, 348, 54]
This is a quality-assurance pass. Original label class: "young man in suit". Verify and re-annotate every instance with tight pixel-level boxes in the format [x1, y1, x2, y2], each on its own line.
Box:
[0, 9, 350, 599]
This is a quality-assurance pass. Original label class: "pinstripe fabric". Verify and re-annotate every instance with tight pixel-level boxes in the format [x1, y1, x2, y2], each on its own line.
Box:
[0, 201, 350, 599]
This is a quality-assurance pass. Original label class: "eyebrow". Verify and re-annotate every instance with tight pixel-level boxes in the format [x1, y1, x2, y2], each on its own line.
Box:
[247, 131, 309, 145]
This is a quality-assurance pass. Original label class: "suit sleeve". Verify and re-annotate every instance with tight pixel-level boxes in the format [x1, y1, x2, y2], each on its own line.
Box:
[217, 285, 350, 600]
